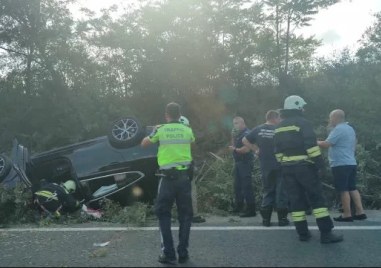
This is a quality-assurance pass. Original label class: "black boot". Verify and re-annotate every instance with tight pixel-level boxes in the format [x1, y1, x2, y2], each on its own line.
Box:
[240, 203, 257, 217]
[320, 231, 344, 244]
[299, 231, 312, 241]
[277, 208, 290, 226]
[231, 202, 243, 213]
[260, 206, 273, 227]
[294, 220, 311, 242]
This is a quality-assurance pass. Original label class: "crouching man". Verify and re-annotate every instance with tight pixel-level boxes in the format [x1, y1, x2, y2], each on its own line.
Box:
[34, 180, 80, 218]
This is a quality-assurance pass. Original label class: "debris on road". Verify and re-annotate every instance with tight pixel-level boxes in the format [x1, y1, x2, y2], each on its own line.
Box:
[81, 204, 102, 219]
[93, 241, 110, 247]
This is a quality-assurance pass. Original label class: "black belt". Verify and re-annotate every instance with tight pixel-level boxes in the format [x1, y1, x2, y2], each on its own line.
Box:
[157, 169, 189, 180]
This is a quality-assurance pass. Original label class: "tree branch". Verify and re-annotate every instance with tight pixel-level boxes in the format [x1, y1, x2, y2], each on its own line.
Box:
[0, 46, 27, 57]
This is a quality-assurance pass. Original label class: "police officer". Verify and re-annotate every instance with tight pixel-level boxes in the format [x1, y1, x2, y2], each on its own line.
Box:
[34, 180, 80, 218]
[228, 116, 256, 217]
[274, 95, 343, 243]
[141, 102, 194, 265]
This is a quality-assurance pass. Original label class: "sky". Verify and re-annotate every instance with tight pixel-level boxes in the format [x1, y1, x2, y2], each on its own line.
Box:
[72, 0, 381, 58]
[300, 0, 381, 57]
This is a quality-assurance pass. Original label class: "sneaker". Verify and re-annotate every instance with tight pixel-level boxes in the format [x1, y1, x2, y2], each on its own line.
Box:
[299, 231, 312, 242]
[192, 215, 206, 223]
[158, 254, 177, 265]
[353, 214, 367, 220]
[178, 255, 189, 264]
[262, 220, 271, 227]
[334, 215, 353, 222]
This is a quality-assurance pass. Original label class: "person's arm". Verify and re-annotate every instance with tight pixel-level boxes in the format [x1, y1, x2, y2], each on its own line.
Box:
[141, 137, 153, 147]
[301, 120, 325, 169]
[317, 140, 332, 149]
[63, 194, 80, 209]
[318, 126, 340, 149]
[56, 186, 80, 211]
[141, 125, 160, 147]
[228, 144, 251, 154]
[242, 137, 259, 154]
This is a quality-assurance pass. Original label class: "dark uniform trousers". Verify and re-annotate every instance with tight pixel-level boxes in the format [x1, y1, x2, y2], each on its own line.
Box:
[155, 170, 193, 259]
[261, 167, 288, 209]
[234, 161, 255, 205]
[282, 164, 333, 235]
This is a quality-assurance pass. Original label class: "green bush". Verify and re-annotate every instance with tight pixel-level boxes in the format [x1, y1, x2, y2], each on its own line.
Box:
[0, 183, 34, 225]
[197, 153, 263, 214]
[355, 144, 381, 209]
[99, 199, 155, 226]
[196, 143, 381, 214]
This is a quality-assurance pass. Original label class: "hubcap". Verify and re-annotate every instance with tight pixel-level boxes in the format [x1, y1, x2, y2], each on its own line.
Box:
[112, 118, 138, 141]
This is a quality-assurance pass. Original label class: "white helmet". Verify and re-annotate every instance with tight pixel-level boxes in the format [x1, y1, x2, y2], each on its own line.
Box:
[179, 115, 190, 126]
[63, 180, 76, 193]
[284, 95, 307, 110]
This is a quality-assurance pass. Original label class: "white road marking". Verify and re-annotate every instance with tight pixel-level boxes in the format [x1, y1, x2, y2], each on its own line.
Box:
[1, 226, 381, 232]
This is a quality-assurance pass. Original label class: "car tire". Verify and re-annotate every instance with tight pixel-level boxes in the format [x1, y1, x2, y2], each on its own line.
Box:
[108, 117, 145, 148]
[0, 154, 12, 181]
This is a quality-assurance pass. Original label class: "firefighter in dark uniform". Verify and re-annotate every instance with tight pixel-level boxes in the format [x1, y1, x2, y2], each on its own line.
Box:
[34, 180, 80, 218]
[141, 102, 194, 265]
[274, 95, 343, 243]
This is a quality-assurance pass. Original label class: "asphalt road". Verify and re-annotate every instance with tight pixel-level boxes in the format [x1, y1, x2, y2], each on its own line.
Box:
[1, 210, 381, 267]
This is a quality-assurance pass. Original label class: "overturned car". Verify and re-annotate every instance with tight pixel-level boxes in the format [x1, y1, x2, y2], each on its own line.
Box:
[0, 117, 159, 206]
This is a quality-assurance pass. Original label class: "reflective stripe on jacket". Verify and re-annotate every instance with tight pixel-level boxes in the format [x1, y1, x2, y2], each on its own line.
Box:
[274, 110, 321, 166]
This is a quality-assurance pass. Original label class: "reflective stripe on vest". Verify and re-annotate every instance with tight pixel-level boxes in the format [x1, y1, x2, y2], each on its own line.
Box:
[160, 139, 192, 145]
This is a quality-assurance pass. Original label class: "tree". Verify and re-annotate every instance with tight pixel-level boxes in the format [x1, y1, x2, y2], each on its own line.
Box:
[357, 12, 381, 63]
[262, 0, 338, 94]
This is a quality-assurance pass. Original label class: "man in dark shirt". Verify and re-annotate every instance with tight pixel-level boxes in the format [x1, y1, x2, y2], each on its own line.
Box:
[228, 116, 256, 217]
[243, 110, 289, 226]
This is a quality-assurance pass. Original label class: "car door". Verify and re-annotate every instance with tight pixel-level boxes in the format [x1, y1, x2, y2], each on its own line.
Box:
[1, 139, 32, 189]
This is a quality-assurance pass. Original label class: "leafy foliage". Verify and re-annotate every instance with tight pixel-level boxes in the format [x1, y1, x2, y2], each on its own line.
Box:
[0, 183, 34, 225]
[99, 199, 154, 226]
[1, 0, 381, 222]
[197, 153, 263, 214]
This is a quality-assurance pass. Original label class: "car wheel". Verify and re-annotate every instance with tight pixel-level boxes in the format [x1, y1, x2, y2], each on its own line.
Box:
[0, 154, 12, 181]
[108, 117, 144, 148]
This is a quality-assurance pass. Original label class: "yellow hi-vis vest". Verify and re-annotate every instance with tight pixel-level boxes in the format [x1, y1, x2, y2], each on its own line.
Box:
[149, 122, 195, 170]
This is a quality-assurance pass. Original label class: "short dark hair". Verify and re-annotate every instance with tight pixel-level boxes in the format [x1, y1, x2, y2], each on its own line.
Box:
[266, 110, 280, 121]
[166, 102, 181, 120]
